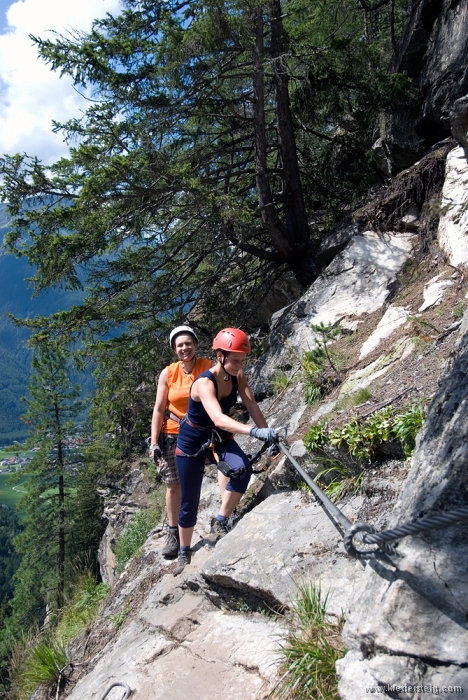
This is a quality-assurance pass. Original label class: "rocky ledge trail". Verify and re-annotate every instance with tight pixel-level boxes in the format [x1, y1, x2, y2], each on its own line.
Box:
[55, 143, 468, 700]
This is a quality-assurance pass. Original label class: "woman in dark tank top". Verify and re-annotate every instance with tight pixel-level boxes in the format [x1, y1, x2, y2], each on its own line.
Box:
[174, 328, 278, 575]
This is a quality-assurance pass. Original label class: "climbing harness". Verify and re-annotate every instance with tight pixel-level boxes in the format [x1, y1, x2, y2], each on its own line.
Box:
[176, 418, 283, 480]
[175, 419, 232, 459]
[278, 440, 468, 560]
[98, 682, 131, 700]
[165, 408, 182, 424]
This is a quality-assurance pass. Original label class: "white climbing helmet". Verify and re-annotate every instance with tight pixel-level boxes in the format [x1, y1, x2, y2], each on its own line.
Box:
[169, 325, 199, 349]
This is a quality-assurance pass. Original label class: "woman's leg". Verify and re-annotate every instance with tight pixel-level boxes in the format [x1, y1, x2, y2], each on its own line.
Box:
[219, 490, 242, 518]
[215, 440, 251, 519]
[217, 471, 229, 498]
[179, 525, 195, 547]
[166, 482, 181, 526]
[158, 438, 181, 558]
[176, 453, 206, 548]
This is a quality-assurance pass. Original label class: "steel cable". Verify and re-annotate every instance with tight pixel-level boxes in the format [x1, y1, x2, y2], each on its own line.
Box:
[361, 506, 468, 545]
[278, 439, 468, 560]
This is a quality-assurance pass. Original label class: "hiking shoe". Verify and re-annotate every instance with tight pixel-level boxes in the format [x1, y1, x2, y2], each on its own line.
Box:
[173, 548, 191, 576]
[210, 517, 229, 538]
[162, 528, 179, 558]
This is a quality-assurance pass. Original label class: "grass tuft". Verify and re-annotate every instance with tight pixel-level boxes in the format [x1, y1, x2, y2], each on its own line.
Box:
[114, 509, 159, 574]
[274, 580, 344, 699]
[56, 570, 109, 646]
[8, 570, 109, 700]
[10, 634, 70, 700]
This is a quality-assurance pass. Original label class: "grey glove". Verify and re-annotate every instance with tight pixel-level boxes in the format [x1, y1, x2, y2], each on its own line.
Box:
[249, 427, 278, 443]
[149, 444, 163, 463]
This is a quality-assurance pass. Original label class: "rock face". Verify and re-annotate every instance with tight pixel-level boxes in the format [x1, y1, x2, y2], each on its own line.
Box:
[59, 142, 468, 700]
[417, 0, 468, 143]
[65, 572, 282, 700]
[450, 96, 468, 158]
[65, 478, 285, 700]
[418, 272, 454, 311]
[250, 230, 414, 394]
[202, 491, 365, 617]
[97, 463, 154, 585]
[437, 146, 468, 267]
[375, 0, 468, 173]
[336, 311, 468, 698]
[359, 306, 409, 360]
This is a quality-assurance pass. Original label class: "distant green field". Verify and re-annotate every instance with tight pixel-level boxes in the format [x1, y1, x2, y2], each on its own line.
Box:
[0, 473, 28, 510]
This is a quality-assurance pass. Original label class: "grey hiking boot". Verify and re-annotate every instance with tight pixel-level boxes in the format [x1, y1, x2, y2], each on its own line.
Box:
[210, 517, 229, 539]
[173, 548, 191, 576]
[162, 528, 179, 558]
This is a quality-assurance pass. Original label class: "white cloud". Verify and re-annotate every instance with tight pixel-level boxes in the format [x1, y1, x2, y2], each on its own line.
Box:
[0, 0, 122, 163]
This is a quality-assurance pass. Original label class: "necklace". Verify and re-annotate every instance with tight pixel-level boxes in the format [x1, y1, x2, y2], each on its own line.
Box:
[181, 358, 195, 375]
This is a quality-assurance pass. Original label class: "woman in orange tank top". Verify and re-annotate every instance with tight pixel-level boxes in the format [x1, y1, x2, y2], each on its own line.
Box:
[149, 326, 211, 558]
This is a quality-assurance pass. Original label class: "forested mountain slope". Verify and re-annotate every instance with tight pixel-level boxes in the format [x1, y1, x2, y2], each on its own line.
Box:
[0, 204, 85, 443]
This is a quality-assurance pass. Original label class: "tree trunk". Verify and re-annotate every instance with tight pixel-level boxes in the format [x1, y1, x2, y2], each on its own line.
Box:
[252, 3, 318, 287]
[252, 11, 291, 260]
[269, 0, 312, 257]
[56, 402, 65, 610]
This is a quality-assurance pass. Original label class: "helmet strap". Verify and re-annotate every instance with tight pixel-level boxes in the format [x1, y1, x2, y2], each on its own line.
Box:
[220, 351, 232, 381]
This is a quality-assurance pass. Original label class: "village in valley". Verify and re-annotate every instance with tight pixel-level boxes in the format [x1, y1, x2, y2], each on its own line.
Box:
[0, 436, 87, 473]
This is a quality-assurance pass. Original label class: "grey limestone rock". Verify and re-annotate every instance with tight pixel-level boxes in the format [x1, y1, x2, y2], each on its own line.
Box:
[450, 95, 468, 158]
[417, 0, 468, 143]
[337, 313, 468, 696]
[249, 231, 414, 394]
[374, 0, 468, 173]
[201, 490, 365, 616]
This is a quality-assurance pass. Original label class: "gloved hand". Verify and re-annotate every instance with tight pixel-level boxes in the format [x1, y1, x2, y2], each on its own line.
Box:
[249, 427, 278, 443]
[149, 444, 163, 463]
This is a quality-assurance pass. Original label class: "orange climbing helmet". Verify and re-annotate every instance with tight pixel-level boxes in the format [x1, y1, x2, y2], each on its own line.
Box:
[212, 328, 251, 354]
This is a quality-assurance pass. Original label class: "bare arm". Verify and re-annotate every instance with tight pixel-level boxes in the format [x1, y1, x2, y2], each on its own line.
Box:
[150, 368, 169, 444]
[237, 371, 268, 428]
[195, 372, 268, 434]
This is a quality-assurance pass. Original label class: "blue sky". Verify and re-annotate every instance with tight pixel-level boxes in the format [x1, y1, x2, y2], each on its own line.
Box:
[0, 0, 121, 163]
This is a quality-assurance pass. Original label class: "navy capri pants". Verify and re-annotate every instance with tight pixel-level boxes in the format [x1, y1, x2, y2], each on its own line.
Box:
[176, 438, 251, 529]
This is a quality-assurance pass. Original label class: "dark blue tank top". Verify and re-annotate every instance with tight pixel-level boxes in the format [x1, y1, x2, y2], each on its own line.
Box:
[186, 370, 238, 428]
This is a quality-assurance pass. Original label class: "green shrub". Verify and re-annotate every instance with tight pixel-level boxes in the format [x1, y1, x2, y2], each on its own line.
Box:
[303, 424, 327, 452]
[304, 404, 424, 465]
[392, 403, 426, 456]
[271, 369, 290, 393]
[309, 322, 342, 376]
[114, 509, 158, 574]
[278, 326, 342, 406]
[302, 404, 427, 501]
[275, 580, 344, 699]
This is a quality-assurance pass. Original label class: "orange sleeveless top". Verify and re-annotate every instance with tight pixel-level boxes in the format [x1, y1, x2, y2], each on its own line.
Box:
[163, 357, 212, 434]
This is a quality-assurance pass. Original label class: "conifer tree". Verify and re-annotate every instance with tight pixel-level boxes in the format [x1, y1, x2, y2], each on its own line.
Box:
[0, 0, 411, 339]
[11, 339, 81, 624]
[0, 0, 412, 441]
